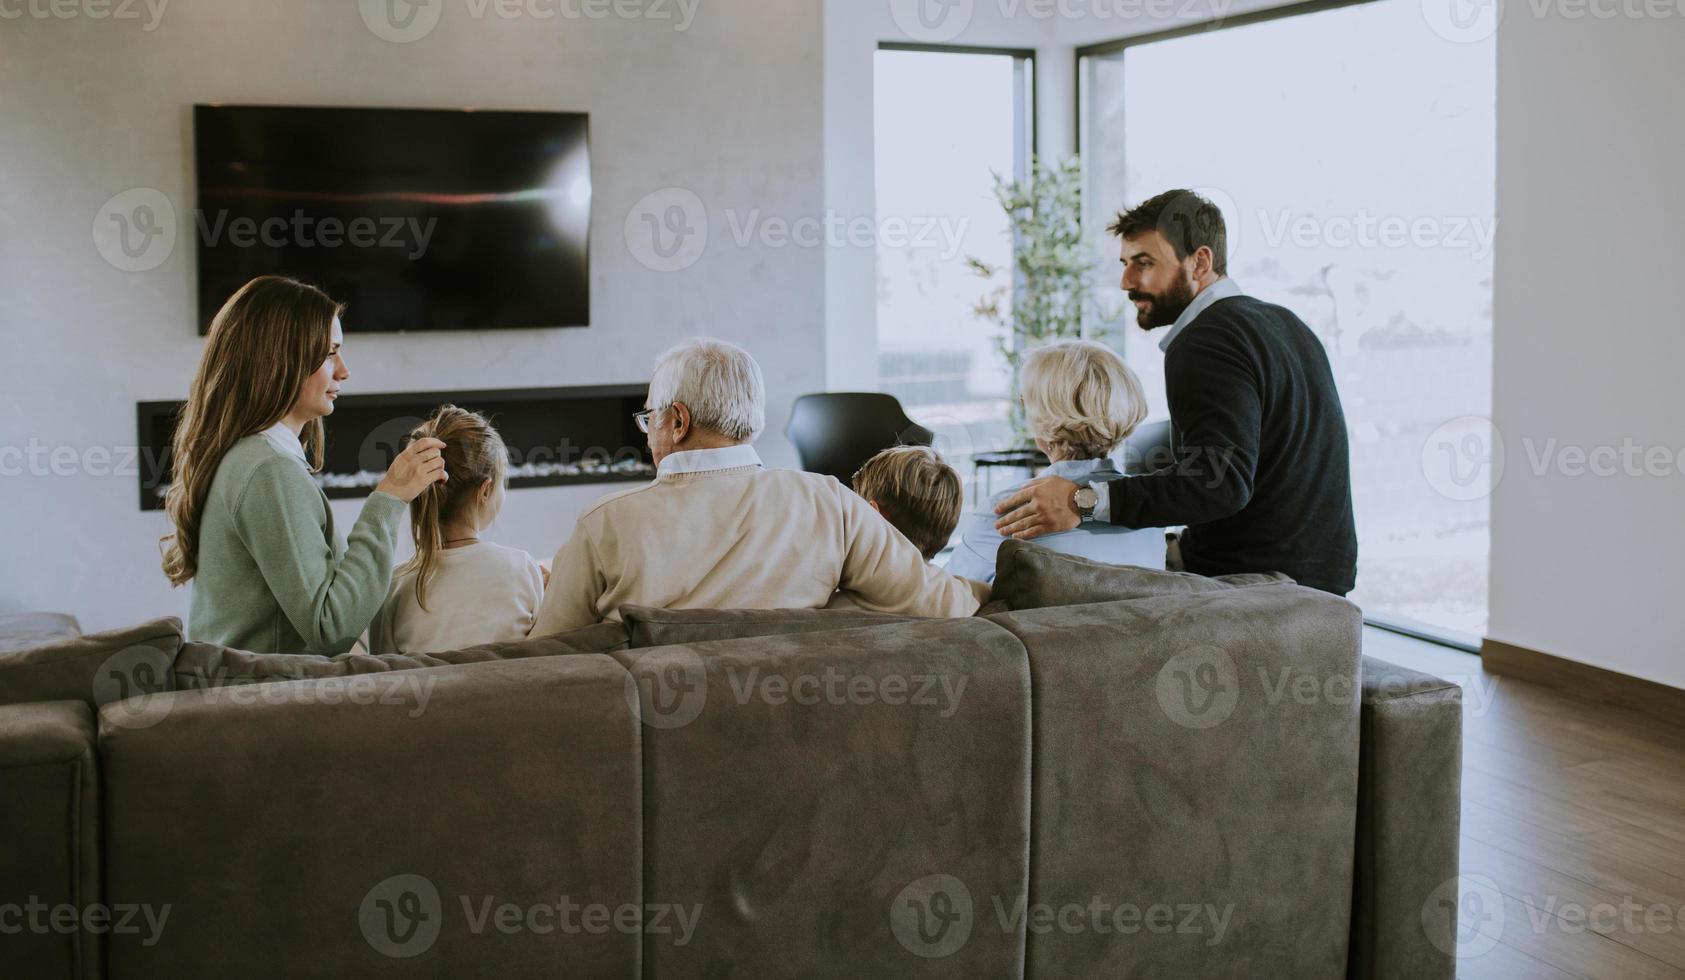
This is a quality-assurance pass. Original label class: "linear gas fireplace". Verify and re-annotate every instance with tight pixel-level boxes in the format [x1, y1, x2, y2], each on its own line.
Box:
[136, 384, 651, 512]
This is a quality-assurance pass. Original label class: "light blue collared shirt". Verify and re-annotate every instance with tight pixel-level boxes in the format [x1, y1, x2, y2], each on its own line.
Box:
[1156, 277, 1244, 353]
[1088, 278, 1245, 524]
[950, 457, 1165, 584]
[656, 443, 763, 478]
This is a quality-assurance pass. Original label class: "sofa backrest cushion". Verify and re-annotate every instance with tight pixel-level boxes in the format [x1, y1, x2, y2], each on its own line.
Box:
[99, 654, 643, 978]
[173, 621, 631, 690]
[619, 605, 916, 649]
[984, 583, 1362, 976]
[0, 616, 181, 709]
[991, 539, 1291, 610]
[609, 616, 1032, 976]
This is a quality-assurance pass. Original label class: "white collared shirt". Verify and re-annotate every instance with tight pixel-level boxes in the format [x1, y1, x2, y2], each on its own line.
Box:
[656, 443, 763, 478]
[260, 421, 308, 462]
[1156, 277, 1244, 353]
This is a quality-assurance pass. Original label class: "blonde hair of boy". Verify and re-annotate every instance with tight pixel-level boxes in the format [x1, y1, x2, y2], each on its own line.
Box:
[851, 446, 963, 561]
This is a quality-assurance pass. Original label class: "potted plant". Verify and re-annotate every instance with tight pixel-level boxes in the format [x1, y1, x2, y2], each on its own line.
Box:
[966, 155, 1121, 448]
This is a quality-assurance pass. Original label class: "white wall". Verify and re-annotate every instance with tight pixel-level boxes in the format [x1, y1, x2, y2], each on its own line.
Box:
[822, 0, 1065, 392]
[1489, 8, 1685, 689]
[0, 0, 824, 630]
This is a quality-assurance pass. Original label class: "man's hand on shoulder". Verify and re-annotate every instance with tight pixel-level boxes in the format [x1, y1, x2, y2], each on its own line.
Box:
[994, 476, 1082, 539]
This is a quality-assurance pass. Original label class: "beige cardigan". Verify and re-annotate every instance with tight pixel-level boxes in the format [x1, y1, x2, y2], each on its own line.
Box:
[533, 453, 986, 635]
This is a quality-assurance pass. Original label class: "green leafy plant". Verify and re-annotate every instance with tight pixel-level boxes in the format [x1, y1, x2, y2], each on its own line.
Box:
[967, 155, 1122, 444]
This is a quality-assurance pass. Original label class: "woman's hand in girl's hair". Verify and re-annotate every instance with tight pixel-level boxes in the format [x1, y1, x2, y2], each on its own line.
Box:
[376, 437, 449, 502]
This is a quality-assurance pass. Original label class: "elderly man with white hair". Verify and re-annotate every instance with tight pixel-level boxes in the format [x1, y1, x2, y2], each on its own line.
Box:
[532, 338, 987, 634]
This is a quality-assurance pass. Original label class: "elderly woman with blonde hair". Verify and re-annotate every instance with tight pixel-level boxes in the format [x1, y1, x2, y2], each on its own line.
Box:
[947, 340, 1163, 583]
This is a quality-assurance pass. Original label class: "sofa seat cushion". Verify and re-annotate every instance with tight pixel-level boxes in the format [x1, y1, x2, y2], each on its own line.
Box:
[620, 605, 917, 649]
[0, 617, 181, 709]
[0, 612, 82, 654]
[991, 539, 1291, 611]
[174, 621, 630, 690]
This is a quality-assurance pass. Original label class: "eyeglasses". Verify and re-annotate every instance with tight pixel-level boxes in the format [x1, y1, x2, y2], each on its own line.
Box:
[633, 408, 659, 434]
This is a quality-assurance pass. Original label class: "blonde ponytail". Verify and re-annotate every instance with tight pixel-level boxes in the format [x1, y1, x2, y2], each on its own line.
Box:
[399, 405, 509, 611]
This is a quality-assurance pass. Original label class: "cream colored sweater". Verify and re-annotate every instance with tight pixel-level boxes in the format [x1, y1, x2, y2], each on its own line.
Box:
[532, 446, 986, 635]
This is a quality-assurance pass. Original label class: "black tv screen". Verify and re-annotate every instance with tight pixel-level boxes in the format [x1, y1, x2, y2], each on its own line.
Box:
[194, 104, 590, 333]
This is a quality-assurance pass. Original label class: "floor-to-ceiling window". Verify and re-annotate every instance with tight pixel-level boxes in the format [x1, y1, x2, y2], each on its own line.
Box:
[874, 45, 1035, 492]
[1081, 0, 1495, 637]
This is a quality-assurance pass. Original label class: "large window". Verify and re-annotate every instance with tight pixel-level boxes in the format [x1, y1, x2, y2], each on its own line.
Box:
[875, 46, 1034, 490]
[1081, 0, 1495, 636]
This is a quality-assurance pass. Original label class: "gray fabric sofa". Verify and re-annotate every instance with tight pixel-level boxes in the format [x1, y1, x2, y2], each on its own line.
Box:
[0, 543, 1462, 978]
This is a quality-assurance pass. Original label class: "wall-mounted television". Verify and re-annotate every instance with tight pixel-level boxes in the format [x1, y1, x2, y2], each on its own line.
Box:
[194, 104, 590, 333]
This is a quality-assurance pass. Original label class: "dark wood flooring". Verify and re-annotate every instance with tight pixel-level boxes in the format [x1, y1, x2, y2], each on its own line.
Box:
[1365, 627, 1685, 980]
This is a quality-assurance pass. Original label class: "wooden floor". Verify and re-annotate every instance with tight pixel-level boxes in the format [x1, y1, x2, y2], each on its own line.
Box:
[1365, 627, 1685, 980]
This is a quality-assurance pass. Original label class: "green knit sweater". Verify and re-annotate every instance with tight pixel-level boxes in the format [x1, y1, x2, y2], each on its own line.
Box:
[187, 433, 406, 655]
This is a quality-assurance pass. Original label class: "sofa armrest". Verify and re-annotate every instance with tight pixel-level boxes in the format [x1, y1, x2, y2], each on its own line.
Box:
[1349, 656, 1463, 980]
[0, 699, 102, 979]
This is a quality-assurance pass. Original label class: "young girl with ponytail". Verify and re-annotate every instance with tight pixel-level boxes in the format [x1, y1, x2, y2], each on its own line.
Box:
[370, 406, 545, 654]
[161, 275, 448, 654]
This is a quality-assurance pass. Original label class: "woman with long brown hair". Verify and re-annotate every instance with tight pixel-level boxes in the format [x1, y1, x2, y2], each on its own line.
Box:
[160, 275, 447, 654]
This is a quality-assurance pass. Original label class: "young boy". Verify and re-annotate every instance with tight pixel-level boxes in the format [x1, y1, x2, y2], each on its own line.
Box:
[850, 446, 964, 562]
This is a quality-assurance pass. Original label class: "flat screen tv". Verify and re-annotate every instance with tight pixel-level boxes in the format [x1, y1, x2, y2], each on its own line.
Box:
[194, 104, 590, 333]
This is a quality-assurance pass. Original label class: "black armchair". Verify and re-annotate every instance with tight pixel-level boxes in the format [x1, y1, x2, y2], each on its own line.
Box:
[784, 393, 934, 483]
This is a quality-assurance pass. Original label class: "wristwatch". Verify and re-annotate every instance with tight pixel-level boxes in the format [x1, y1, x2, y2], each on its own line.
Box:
[1073, 485, 1099, 522]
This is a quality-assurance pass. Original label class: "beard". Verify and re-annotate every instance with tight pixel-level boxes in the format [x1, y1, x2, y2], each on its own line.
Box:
[1128, 273, 1197, 330]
